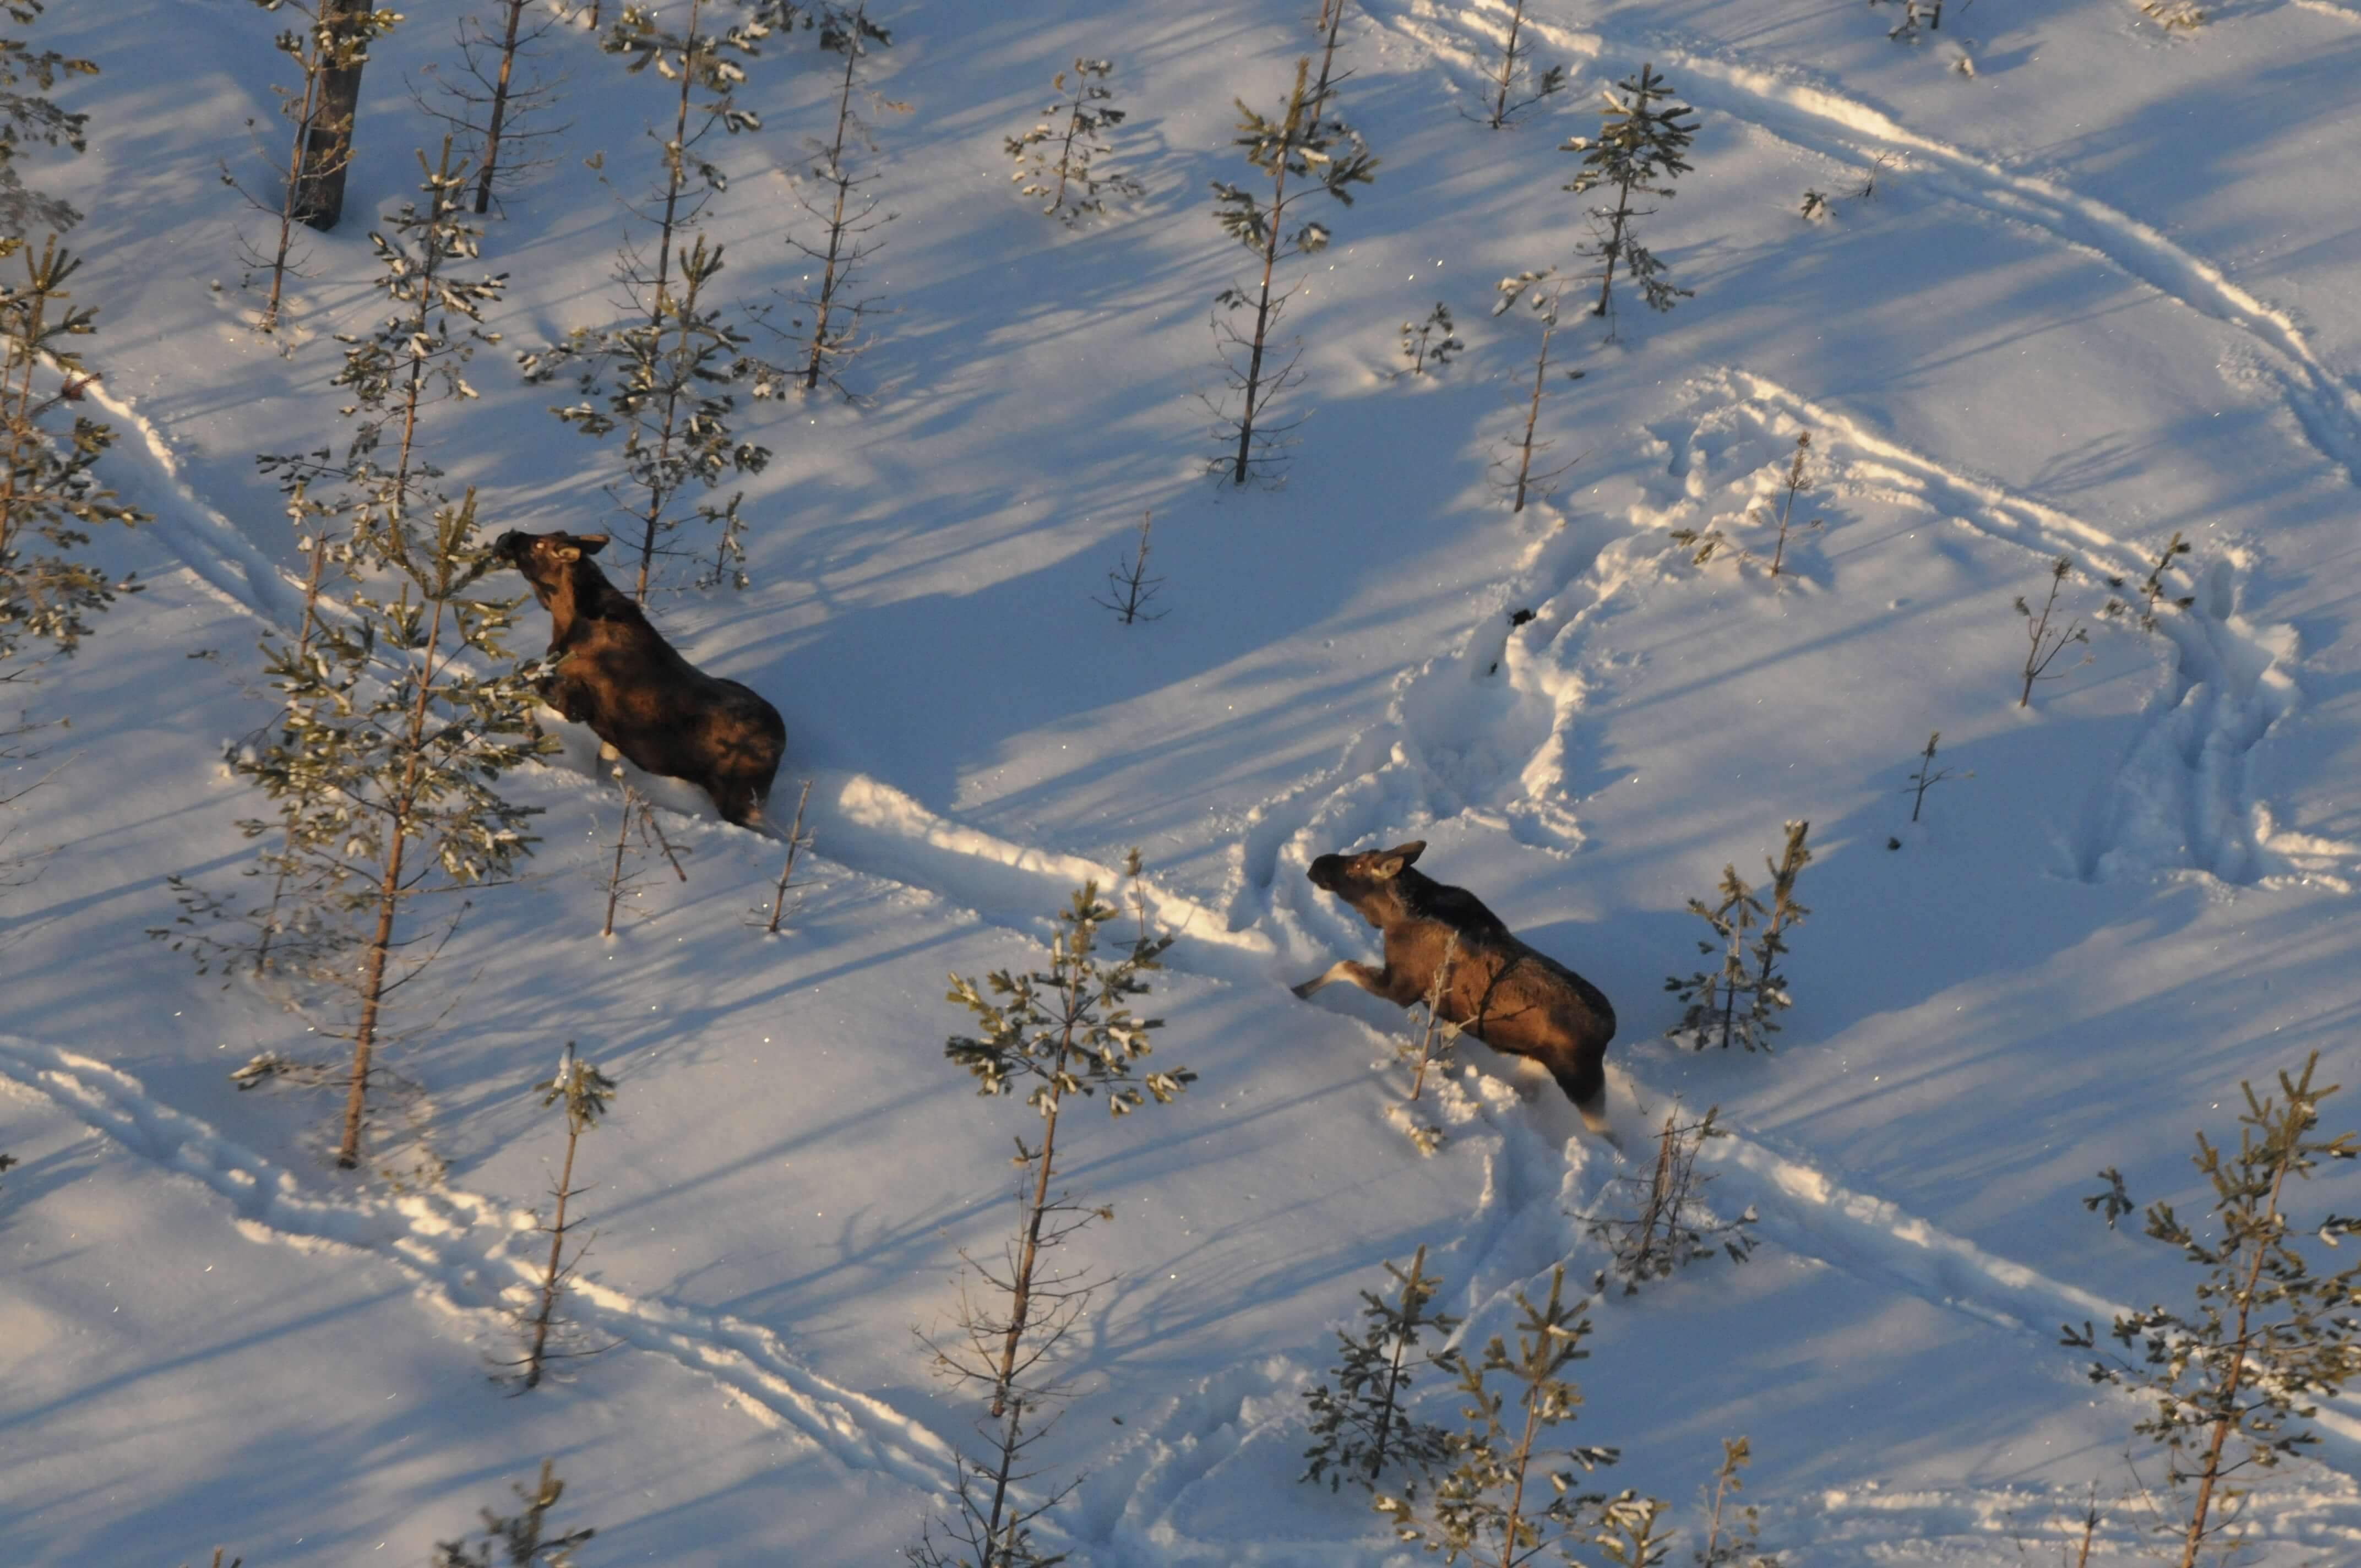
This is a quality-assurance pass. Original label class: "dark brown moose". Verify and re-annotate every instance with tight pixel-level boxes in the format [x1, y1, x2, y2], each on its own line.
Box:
[1293, 841, 1617, 1136]
[493, 529, 786, 830]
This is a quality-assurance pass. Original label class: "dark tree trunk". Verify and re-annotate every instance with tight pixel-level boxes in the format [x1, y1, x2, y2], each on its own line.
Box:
[296, 0, 371, 231]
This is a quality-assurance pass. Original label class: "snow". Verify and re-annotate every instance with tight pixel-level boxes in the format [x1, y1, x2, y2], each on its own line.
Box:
[6, 0, 2361, 1562]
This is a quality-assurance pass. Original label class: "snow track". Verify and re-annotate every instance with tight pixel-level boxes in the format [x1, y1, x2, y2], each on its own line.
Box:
[1372, 0, 2361, 485]
[0, 1035, 963, 1497]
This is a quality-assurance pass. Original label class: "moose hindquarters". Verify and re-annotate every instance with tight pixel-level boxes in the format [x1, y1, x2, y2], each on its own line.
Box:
[701, 684, 786, 829]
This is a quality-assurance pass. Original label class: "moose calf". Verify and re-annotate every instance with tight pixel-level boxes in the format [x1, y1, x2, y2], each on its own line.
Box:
[1293, 841, 1617, 1135]
[493, 529, 786, 830]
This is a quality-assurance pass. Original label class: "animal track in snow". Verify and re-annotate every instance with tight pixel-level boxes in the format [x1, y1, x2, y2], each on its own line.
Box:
[1368, 0, 2361, 486]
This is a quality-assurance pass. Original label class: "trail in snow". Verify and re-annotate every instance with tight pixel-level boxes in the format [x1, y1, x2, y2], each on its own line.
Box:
[0, 1034, 962, 1496]
[1372, 0, 2361, 486]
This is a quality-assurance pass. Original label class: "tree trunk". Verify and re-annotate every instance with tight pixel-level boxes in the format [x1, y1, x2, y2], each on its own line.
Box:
[296, 0, 372, 231]
[473, 0, 527, 215]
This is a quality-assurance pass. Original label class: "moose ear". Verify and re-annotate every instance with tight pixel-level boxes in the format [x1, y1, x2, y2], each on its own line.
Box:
[555, 546, 581, 563]
[1391, 840, 1427, 868]
[576, 534, 610, 557]
[1370, 841, 1425, 880]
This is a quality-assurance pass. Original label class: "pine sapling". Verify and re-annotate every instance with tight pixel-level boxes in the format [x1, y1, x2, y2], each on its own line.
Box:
[1744, 820, 1809, 1050]
[1476, 0, 1566, 130]
[0, 0, 96, 239]
[918, 876, 1195, 1568]
[524, 0, 790, 600]
[1563, 65, 1698, 333]
[1587, 1103, 1757, 1293]
[1900, 731, 1969, 827]
[2063, 1054, 2361, 1568]
[1302, 1245, 1461, 1495]
[1205, 57, 1378, 484]
[1377, 1266, 1668, 1567]
[2015, 557, 2093, 707]
[225, 1, 401, 329]
[1093, 511, 1165, 624]
[1765, 432, 1818, 578]
[597, 770, 688, 939]
[759, 776, 815, 934]
[1005, 58, 1141, 224]
[1694, 1438, 1779, 1568]
[1666, 865, 1762, 1052]
[1490, 268, 1587, 513]
[781, 3, 902, 398]
[416, 0, 574, 215]
[1399, 302, 1462, 378]
[432, 1460, 594, 1567]
[0, 237, 148, 665]
[514, 1044, 618, 1390]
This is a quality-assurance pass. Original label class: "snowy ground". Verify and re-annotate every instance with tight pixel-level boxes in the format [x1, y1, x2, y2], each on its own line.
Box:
[6, 0, 2361, 1562]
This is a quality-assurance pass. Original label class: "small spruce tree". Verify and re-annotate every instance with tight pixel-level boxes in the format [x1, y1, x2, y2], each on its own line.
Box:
[916, 873, 1195, 1568]
[1694, 1438, 1779, 1568]
[1743, 821, 1810, 1050]
[2062, 1053, 2361, 1568]
[1476, 0, 1566, 130]
[0, 237, 147, 665]
[226, 0, 402, 330]
[2014, 557, 2094, 707]
[1899, 731, 1968, 828]
[1665, 864, 1762, 1053]
[1587, 1103, 1758, 1294]
[781, 2, 901, 398]
[1004, 58, 1140, 225]
[0, 0, 96, 238]
[758, 775, 814, 934]
[432, 1460, 594, 1567]
[1562, 65, 1698, 334]
[1092, 511, 1165, 625]
[1302, 1244, 1461, 1495]
[1377, 1265, 1672, 1567]
[1399, 302, 1462, 378]
[416, 0, 574, 216]
[1490, 268, 1586, 513]
[522, 0, 791, 601]
[514, 1043, 619, 1390]
[1205, 57, 1378, 484]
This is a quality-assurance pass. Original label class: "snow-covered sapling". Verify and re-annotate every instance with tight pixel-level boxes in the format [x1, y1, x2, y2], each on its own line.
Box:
[1799, 188, 1830, 221]
[0, 239, 146, 666]
[432, 1460, 594, 1567]
[1900, 731, 1968, 827]
[917, 873, 1195, 1568]
[596, 770, 688, 939]
[521, 0, 791, 600]
[224, 1, 401, 329]
[1005, 58, 1141, 225]
[759, 776, 814, 935]
[1869, 0, 1948, 42]
[1094, 512, 1166, 624]
[2061, 1053, 2361, 1568]
[1563, 64, 1697, 332]
[1666, 864, 1762, 1053]
[1398, 302, 1462, 377]
[1745, 820, 1810, 1049]
[1765, 432, 1818, 578]
[1377, 1266, 1671, 1567]
[233, 493, 545, 1170]
[416, 0, 574, 215]
[1490, 268, 1586, 513]
[1475, 0, 1566, 130]
[0, 0, 96, 239]
[781, 2, 901, 399]
[2015, 557, 2093, 707]
[1302, 1244, 1460, 1495]
[1587, 1102, 1757, 1293]
[1205, 57, 1378, 484]
[1695, 1438, 1780, 1568]
[514, 1044, 618, 1390]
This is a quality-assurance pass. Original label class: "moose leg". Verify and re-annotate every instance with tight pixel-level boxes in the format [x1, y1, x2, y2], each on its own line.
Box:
[1291, 959, 1388, 1001]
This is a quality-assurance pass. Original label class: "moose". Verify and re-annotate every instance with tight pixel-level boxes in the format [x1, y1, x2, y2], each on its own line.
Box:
[492, 529, 786, 830]
[1293, 841, 1618, 1137]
